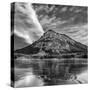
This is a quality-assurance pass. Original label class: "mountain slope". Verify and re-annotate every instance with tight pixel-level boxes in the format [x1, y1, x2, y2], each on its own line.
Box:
[15, 30, 87, 55]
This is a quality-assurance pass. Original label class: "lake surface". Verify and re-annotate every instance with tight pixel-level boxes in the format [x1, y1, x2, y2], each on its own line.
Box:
[12, 58, 88, 88]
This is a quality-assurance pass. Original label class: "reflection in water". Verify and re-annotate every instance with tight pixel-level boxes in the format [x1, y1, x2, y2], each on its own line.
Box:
[15, 72, 44, 87]
[14, 58, 88, 87]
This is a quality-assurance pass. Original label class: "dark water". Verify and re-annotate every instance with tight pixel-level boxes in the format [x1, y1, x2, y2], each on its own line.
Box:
[12, 58, 88, 87]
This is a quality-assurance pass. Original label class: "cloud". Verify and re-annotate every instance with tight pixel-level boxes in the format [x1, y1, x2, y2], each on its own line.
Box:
[55, 24, 88, 45]
[14, 2, 44, 44]
[33, 4, 88, 45]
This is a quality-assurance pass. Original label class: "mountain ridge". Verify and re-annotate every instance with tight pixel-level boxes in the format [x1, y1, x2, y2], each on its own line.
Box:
[15, 30, 87, 55]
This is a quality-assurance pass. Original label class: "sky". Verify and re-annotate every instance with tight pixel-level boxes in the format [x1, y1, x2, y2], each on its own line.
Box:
[11, 3, 88, 50]
[33, 3, 88, 45]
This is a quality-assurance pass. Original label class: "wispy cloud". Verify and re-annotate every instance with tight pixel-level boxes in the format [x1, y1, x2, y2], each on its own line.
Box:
[14, 2, 44, 44]
[33, 4, 87, 45]
[55, 24, 88, 45]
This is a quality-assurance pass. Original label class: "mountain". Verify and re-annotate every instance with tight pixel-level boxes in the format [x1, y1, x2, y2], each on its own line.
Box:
[15, 30, 87, 56]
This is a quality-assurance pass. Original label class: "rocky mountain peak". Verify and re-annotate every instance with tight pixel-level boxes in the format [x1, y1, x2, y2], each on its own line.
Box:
[15, 30, 87, 55]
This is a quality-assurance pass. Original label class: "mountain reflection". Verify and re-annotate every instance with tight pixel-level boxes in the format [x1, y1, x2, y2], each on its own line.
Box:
[13, 57, 87, 87]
